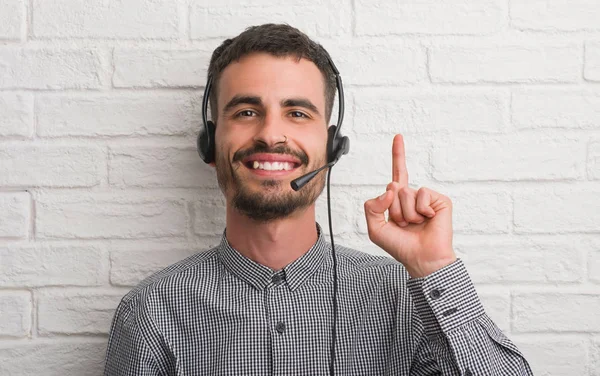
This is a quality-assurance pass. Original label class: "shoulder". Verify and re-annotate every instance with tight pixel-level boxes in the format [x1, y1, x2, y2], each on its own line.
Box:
[117, 245, 221, 310]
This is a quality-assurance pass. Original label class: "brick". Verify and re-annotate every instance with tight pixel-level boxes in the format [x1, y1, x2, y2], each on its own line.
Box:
[33, 0, 178, 39]
[591, 337, 600, 375]
[590, 140, 600, 180]
[109, 147, 212, 188]
[0, 192, 29, 238]
[0, 93, 33, 137]
[0, 0, 24, 40]
[190, 0, 351, 39]
[0, 144, 102, 187]
[335, 136, 429, 186]
[429, 44, 580, 83]
[513, 293, 600, 332]
[327, 44, 426, 86]
[37, 92, 200, 137]
[586, 42, 600, 82]
[511, 0, 600, 31]
[110, 243, 204, 286]
[0, 341, 106, 376]
[36, 193, 187, 239]
[443, 189, 511, 234]
[513, 337, 587, 376]
[38, 289, 123, 335]
[514, 187, 600, 233]
[478, 292, 509, 333]
[459, 239, 584, 283]
[432, 135, 584, 182]
[113, 49, 210, 88]
[513, 89, 600, 129]
[0, 244, 106, 287]
[316, 189, 355, 236]
[0, 48, 102, 89]
[0, 292, 31, 337]
[591, 249, 600, 284]
[352, 88, 506, 135]
[356, 0, 504, 36]
[192, 196, 227, 236]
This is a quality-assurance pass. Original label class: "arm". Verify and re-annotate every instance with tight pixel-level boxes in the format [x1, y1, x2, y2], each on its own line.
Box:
[406, 259, 533, 375]
[363, 134, 533, 374]
[104, 298, 163, 376]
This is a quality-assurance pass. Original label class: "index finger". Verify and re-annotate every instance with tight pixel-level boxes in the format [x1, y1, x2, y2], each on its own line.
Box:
[392, 134, 409, 186]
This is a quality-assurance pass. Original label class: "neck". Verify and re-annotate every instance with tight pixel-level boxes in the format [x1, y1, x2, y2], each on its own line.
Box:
[225, 204, 319, 271]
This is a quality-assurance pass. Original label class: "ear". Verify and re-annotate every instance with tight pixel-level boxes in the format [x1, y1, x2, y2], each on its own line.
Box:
[209, 162, 216, 168]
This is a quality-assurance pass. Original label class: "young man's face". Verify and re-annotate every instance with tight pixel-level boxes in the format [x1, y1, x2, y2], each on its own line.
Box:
[214, 52, 329, 221]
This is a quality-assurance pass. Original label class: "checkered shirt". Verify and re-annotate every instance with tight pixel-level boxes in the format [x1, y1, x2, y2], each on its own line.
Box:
[104, 223, 533, 375]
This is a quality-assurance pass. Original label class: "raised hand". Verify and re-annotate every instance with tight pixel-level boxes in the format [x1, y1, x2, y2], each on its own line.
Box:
[364, 134, 457, 278]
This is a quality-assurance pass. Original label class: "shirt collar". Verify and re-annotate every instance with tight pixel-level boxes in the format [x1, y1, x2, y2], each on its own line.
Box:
[217, 222, 328, 292]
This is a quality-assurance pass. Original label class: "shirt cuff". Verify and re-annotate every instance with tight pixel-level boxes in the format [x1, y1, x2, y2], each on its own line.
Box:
[406, 258, 485, 337]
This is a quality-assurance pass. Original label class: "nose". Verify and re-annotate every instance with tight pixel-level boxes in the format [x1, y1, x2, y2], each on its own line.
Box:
[252, 112, 287, 147]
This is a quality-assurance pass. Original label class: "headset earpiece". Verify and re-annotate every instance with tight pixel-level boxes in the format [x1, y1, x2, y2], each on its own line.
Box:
[327, 125, 350, 164]
[197, 120, 216, 164]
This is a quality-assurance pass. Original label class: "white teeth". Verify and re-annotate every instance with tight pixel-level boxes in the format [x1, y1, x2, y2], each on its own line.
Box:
[250, 161, 295, 171]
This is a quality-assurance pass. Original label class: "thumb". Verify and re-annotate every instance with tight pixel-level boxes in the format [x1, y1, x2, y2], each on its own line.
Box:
[364, 190, 393, 233]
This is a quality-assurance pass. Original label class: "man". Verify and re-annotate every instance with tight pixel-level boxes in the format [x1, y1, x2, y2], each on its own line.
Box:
[104, 23, 533, 375]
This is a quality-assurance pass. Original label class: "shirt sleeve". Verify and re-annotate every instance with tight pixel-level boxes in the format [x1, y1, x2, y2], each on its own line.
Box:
[405, 258, 534, 376]
[104, 298, 163, 376]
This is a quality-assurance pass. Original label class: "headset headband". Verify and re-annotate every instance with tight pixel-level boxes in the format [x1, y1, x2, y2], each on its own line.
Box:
[202, 51, 344, 137]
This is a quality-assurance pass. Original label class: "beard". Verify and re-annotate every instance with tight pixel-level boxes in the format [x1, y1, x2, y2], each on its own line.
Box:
[215, 142, 326, 222]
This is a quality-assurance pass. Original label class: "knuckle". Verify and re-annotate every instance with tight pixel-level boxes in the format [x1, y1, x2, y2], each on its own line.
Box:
[390, 211, 404, 222]
[398, 186, 412, 198]
[406, 212, 424, 222]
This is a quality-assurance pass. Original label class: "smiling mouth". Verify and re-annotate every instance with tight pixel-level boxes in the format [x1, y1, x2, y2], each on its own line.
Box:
[244, 160, 301, 171]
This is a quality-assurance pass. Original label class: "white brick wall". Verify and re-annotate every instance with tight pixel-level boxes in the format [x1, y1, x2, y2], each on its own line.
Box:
[0, 1, 599, 375]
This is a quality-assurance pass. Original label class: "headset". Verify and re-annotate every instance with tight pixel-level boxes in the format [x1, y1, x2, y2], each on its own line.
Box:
[197, 50, 349, 170]
[197, 49, 349, 376]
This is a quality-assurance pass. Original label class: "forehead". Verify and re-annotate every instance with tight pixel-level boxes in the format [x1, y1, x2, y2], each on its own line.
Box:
[217, 53, 325, 110]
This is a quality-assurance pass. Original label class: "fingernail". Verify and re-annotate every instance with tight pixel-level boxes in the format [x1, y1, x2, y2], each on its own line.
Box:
[378, 191, 388, 200]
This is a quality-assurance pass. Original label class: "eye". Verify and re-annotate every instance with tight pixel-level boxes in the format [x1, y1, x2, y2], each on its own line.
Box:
[236, 110, 257, 118]
[289, 111, 308, 118]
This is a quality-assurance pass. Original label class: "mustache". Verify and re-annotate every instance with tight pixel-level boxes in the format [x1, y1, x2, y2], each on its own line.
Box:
[232, 143, 309, 166]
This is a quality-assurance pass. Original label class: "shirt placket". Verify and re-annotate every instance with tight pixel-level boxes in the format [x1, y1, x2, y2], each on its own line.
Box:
[266, 272, 291, 375]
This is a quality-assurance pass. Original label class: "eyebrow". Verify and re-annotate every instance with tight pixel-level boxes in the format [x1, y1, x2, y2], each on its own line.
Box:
[222, 95, 262, 115]
[222, 95, 321, 117]
[281, 98, 320, 116]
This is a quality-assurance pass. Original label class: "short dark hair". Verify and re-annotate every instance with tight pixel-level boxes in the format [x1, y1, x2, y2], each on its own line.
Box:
[207, 23, 337, 124]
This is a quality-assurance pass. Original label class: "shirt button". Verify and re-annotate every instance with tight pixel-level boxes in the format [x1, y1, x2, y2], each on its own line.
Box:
[430, 289, 442, 300]
[464, 368, 473, 376]
[442, 308, 458, 317]
[275, 322, 286, 334]
[272, 274, 284, 285]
